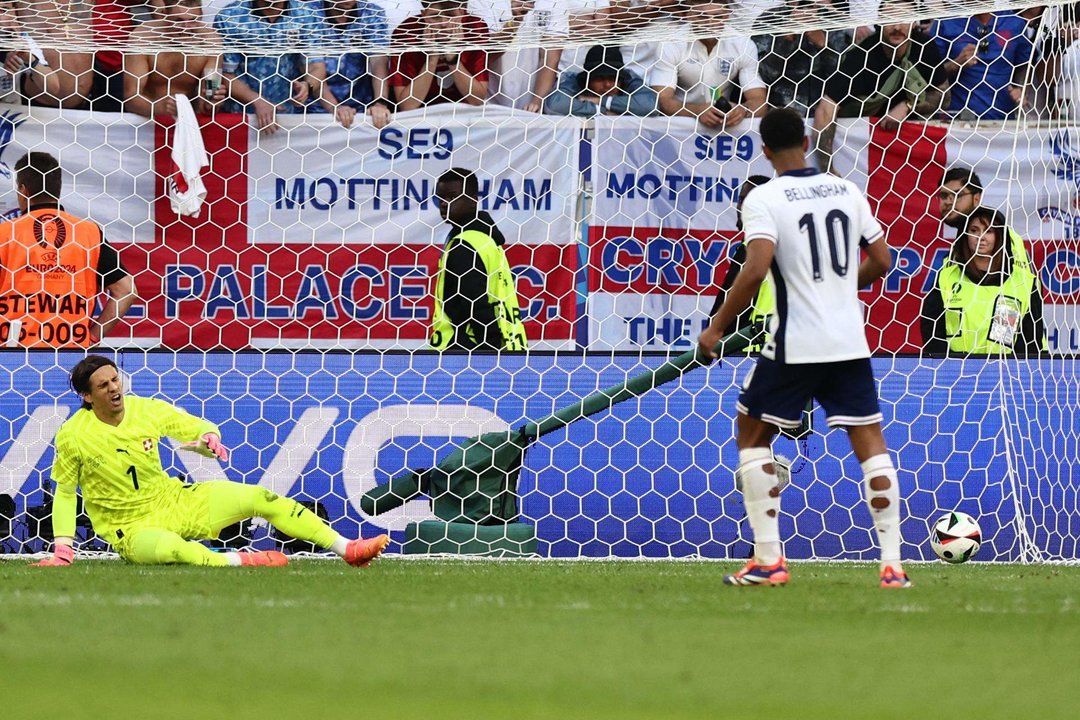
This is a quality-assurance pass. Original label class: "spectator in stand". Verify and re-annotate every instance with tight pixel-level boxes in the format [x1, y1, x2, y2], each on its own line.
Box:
[1, 0, 95, 109]
[472, 0, 562, 113]
[1038, 3, 1080, 118]
[814, 10, 947, 173]
[932, 10, 1035, 121]
[214, 0, 334, 135]
[610, 0, 681, 94]
[389, 0, 489, 111]
[124, 0, 227, 119]
[753, 0, 851, 117]
[554, 0, 612, 74]
[312, 0, 393, 128]
[650, 0, 767, 130]
[544, 44, 656, 117]
[921, 207, 1046, 356]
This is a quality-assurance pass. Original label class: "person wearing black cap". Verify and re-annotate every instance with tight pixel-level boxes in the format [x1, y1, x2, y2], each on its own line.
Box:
[543, 44, 658, 117]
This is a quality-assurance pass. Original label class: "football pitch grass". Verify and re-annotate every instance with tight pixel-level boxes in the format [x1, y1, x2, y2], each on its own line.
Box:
[2, 559, 1077, 720]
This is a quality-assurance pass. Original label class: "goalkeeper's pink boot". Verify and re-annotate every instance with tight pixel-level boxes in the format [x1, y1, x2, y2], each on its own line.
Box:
[880, 565, 913, 588]
[239, 550, 288, 567]
[723, 557, 789, 586]
[344, 534, 390, 567]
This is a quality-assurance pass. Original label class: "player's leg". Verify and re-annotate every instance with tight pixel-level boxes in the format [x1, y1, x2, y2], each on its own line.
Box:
[818, 358, 910, 588]
[726, 357, 811, 586]
[123, 527, 235, 567]
[736, 412, 783, 563]
[204, 481, 389, 567]
[846, 424, 909, 587]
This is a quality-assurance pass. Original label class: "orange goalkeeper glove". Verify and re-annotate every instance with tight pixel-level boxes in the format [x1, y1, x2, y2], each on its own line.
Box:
[33, 543, 74, 567]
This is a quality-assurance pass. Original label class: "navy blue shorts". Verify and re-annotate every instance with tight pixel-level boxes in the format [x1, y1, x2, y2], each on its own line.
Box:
[736, 356, 883, 429]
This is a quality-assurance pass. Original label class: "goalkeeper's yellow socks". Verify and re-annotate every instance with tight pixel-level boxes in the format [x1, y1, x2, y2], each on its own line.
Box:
[738, 447, 783, 565]
[861, 454, 902, 572]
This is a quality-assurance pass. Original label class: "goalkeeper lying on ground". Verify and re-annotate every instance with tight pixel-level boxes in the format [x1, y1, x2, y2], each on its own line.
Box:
[34, 355, 390, 568]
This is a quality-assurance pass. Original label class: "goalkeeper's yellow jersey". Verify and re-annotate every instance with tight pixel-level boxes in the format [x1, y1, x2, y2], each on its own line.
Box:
[52, 395, 219, 535]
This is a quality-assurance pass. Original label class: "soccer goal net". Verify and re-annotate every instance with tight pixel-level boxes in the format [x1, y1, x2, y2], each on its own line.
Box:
[0, 0, 1077, 563]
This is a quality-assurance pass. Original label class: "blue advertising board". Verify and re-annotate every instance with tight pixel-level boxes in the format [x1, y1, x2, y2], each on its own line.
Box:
[1, 352, 1076, 561]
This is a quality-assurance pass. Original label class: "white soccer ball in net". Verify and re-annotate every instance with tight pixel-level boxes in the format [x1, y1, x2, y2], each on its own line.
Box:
[930, 512, 983, 564]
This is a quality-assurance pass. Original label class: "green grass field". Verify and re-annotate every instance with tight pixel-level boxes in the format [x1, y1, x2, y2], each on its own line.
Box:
[2, 559, 1077, 720]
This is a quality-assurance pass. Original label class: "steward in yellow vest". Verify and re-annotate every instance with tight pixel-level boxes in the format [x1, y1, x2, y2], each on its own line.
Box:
[430, 168, 527, 352]
[921, 207, 1046, 356]
[0, 152, 135, 348]
[709, 175, 773, 353]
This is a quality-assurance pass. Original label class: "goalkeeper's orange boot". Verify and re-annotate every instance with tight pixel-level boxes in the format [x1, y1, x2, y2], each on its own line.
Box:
[880, 565, 913, 588]
[344, 534, 390, 567]
[238, 550, 288, 567]
[723, 557, 789, 586]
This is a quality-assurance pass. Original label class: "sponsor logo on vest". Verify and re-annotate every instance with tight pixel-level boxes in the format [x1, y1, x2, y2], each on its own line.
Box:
[26, 250, 76, 275]
[33, 213, 68, 250]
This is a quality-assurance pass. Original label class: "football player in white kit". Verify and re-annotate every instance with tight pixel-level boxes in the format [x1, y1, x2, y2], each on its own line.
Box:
[698, 107, 911, 588]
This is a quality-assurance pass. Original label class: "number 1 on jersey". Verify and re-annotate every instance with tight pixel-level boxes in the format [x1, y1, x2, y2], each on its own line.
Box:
[126, 465, 139, 490]
[798, 210, 851, 281]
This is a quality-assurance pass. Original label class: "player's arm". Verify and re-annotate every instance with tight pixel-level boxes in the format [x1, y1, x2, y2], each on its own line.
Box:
[91, 235, 137, 344]
[856, 195, 892, 288]
[857, 235, 892, 288]
[151, 399, 230, 461]
[34, 430, 80, 567]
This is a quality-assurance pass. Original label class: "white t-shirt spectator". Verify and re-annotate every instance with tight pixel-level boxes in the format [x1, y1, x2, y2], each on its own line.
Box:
[471, 0, 568, 108]
[649, 37, 765, 105]
[556, 0, 611, 73]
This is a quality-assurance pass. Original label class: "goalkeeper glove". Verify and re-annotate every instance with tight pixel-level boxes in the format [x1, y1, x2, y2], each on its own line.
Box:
[33, 543, 74, 567]
[180, 433, 230, 461]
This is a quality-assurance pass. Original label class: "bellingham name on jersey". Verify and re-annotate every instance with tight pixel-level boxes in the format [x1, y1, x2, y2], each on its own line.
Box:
[740, 168, 884, 365]
[780, 181, 851, 203]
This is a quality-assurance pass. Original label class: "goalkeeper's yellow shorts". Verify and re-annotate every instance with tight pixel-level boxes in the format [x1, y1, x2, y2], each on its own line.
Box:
[102, 481, 252, 560]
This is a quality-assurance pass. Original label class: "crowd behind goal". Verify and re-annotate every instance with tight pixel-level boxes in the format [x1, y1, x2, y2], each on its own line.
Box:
[1, 1, 1079, 129]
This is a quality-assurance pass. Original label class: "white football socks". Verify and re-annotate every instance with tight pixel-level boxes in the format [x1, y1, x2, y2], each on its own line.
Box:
[862, 454, 901, 571]
[330, 536, 350, 558]
[738, 447, 783, 565]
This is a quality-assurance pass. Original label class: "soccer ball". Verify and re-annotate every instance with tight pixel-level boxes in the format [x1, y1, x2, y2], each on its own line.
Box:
[930, 512, 982, 564]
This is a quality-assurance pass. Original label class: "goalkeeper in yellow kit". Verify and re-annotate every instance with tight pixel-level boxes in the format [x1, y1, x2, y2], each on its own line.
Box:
[33, 355, 390, 568]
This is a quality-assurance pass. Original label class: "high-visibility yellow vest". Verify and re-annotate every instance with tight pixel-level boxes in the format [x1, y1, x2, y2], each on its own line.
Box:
[430, 229, 528, 352]
[937, 260, 1039, 355]
[745, 276, 775, 353]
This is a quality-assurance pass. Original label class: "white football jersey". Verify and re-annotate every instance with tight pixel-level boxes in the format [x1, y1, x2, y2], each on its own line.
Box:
[740, 168, 885, 364]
